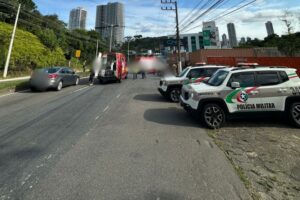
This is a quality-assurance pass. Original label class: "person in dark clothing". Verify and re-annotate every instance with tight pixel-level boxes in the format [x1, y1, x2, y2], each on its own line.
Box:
[83, 60, 87, 72]
[141, 70, 146, 79]
[89, 71, 95, 85]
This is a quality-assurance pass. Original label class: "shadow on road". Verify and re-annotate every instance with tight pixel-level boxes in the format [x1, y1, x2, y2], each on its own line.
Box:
[134, 94, 169, 103]
[144, 107, 201, 128]
[0, 146, 42, 167]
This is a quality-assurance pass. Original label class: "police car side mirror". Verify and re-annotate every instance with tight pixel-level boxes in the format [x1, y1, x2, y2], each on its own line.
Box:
[231, 82, 241, 89]
[203, 77, 209, 83]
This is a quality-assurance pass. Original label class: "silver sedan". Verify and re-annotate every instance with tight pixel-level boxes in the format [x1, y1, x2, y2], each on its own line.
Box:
[29, 67, 80, 91]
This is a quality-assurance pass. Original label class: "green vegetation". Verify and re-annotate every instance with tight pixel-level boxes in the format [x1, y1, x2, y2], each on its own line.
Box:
[0, 79, 28, 91]
[0, 0, 108, 76]
[239, 33, 300, 56]
[122, 35, 167, 54]
[0, 22, 66, 72]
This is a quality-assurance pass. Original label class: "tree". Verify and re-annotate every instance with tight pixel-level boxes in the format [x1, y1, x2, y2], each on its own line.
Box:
[38, 29, 59, 51]
[134, 35, 143, 40]
[8, 0, 36, 11]
[281, 10, 295, 35]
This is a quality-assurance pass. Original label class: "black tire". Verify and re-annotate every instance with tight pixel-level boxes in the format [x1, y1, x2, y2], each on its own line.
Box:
[56, 81, 63, 91]
[201, 103, 225, 129]
[168, 88, 181, 102]
[289, 102, 300, 128]
[30, 86, 37, 92]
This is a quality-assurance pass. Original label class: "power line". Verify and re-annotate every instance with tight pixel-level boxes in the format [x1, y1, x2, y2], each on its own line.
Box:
[178, 0, 205, 27]
[211, 0, 256, 21]
[182, 0, 257, 33]
[0, 1, 106, 46]
[180, 0, 225, 32]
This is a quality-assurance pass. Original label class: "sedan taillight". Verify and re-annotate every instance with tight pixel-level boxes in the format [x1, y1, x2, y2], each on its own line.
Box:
[48, 74, 58, 79]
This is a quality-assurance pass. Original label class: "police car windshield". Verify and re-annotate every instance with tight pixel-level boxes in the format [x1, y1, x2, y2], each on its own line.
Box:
[177, 67, 189, 77]
[207, 70, 229, 86]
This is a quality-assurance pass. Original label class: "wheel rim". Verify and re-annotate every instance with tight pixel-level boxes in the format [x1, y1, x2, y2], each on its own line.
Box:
[58, 82, 62, 90]
[170, 89, 180, 102]
[204, 106, 224, 128]
[292, 104, 300, 124]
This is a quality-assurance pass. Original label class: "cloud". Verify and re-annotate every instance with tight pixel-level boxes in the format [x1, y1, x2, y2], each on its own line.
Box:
[34, 0, 300, 39]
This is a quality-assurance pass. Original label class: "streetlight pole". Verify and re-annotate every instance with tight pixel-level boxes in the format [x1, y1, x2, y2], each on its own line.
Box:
[127, 40, 130, 63]
[109, 24, 113, 52]
[96, 39, 99, 57]
[3, 4, 21, 78]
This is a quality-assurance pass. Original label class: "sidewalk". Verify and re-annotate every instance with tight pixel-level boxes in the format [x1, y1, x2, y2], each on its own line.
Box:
[0, 76, 30, 83]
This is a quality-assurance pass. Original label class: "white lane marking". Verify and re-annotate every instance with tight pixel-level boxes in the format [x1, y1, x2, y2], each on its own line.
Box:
[0, 89, 30, 99]
[116, 94, 121, 99]
[71, 86, 89, 94]
[95, 116, 99, 120]
[103, 106, 109, 112]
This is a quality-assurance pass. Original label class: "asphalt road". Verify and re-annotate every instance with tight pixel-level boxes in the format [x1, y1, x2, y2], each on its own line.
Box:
[0, 76, 250, 200]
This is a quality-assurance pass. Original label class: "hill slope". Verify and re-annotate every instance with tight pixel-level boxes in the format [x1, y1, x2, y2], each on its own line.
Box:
[0, 22, 66, 72]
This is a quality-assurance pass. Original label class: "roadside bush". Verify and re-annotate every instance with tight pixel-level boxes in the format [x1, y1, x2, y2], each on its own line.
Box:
[0, 22, 66, 72]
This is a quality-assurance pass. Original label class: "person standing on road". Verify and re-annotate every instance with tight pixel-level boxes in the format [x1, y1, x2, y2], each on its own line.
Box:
[83, 60, 87, 72]
[89, 70, 95, 86]
[141, 70, 146, 79]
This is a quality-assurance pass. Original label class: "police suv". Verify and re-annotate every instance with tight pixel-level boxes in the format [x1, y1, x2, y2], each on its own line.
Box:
[158, 65, 226, 102]
[180, 67, 300, 129]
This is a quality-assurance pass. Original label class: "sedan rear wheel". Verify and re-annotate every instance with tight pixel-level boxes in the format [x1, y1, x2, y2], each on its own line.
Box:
[201, 103, 225, 129]
[56, 81, 63, 91]
[75, 77, 79, 85]
[290, 102, 300, 128]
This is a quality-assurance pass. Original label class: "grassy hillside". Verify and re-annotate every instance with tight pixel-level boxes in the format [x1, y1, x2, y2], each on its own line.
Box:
[0, 22, 66, 73]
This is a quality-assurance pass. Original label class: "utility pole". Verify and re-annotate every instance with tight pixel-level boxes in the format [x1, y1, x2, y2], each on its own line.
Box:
[96, 39, 99, 57]
[3, 4, 21, 78]
[161, 0, 182, 73]
[109, 24, 113, 52]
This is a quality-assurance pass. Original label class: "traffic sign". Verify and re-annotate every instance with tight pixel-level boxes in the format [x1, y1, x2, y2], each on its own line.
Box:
[75, 50, 81, 58]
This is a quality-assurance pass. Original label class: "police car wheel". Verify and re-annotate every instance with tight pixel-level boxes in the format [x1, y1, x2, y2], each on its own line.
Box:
[201, 103, 225, 129]
[290, 102, 300, 128]
[169, 88, 181, 102]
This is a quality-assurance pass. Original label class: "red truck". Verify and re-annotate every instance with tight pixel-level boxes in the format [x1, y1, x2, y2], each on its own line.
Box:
[98, 52, 128, 83]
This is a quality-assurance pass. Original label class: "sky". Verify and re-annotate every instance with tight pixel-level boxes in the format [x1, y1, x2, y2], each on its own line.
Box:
[34, 0, 300, 40]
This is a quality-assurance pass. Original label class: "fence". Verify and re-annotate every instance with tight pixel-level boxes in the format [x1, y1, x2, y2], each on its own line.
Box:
[207, 57, 300, 75]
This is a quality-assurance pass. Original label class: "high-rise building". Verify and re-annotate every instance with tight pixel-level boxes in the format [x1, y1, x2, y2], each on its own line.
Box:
[95, 2, 124, 45]
[69, 7, 87, 30]
[166, 32, 204, 53]
[221, 34, 229, 48]
[265, 21, 275, 36]
[202, 21, 221, 49]
[240, 37, 246, 45]
[227, 23, 238, 48]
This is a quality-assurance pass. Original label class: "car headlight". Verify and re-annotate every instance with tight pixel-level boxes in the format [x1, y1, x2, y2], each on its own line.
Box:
[190, 91, 200, 100]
